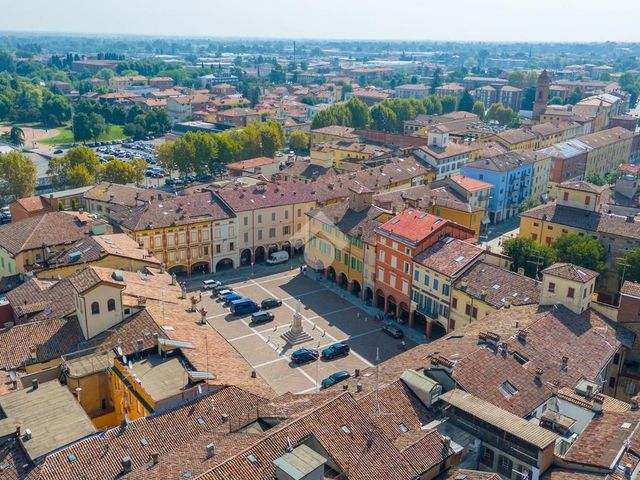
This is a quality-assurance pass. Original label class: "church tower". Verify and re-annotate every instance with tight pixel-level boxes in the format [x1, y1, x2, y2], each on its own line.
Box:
[533, 69, 551, 120]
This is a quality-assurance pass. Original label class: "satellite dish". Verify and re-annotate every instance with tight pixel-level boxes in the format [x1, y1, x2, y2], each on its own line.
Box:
[122, 355, 127, 364]
[116, 346, 123, 356]
[128, 360, 133, 370]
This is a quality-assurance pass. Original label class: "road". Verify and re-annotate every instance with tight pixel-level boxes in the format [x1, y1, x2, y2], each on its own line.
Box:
[482, 215, 521, 250]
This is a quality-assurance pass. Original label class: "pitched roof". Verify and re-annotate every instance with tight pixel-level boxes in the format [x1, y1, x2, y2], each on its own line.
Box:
[0, 318, 83, 370]
[6, 277, 77, 322]
[0, 212, 110, 256]
[226, 157, 279, 171]
[13, 195, 51, 213]
[449, 175, 493, 192]
[306, 203, 388, 245]
[578, 127, 634, 149]
[35, 386, 265, 480]
[416, 141, 476, 161]
[217, 182, 317, 212]
[414, 238, 484, 278]
[440, 389, 558, 449]
[67, 265, 125, 294]
[542, 263, 599, 283]
[310, 125, 358, 138]
[464, 150, 539, 172]
[520, 204, 603, 232]
[377, 209, 454, 246]
[110, 192, 232, 231]
[454, 262, 540, 308]
[558, 181, 606, 195]
[621, 281, 640, 299]
[82, 182, 163, 208]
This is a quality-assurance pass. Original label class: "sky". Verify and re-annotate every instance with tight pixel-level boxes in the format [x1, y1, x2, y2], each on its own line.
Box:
[2, 0, 640, 43]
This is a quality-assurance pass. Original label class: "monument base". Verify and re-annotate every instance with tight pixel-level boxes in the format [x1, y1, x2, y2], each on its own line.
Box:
[281, 329, 313, 345]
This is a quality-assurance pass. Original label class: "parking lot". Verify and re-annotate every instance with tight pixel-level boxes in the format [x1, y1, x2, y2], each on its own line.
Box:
[200, 270, 416, 395]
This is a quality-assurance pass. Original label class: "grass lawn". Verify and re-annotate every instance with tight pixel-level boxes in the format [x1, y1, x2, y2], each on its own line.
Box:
[41, 125, 127, 146]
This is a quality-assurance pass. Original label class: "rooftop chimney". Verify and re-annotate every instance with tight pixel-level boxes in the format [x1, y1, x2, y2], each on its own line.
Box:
[517, 267, 525, 276]
[504, 298, 512, 308]
[592, 394, 604, 413]
[31, 379, 38, 390]
[517, 330, 527, 342]
[535, 367, 543, 382]
[206, 443, 215, 459]
[631, 396, 639, 411]
[121, 457, 132, 473]
[586, 384, 594, 398]
[561, 356, 569, 370]
[356, 383, 363, 393]
[151, 452, 159, 465]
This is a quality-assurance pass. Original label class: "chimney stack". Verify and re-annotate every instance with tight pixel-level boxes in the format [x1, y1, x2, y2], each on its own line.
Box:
[31, 379, 38, 390]
[517, 330, 527, 342]
[592, 394, 604, 413]
[585, 384, 594, 398]
[630, 396, 639, 411]
[206, 443, 215, 459]
[121, 457, 132, 473]
[356, 383, 363, 393]
[151, 452, 159, 465]
[561, 356, 568, 370]
[535, 367, 543, 382]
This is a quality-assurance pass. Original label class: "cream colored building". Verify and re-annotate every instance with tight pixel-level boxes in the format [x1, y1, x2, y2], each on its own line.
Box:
[579, 127, 634, 177]
[539, 263, 598, 314]
[216, 182, 318, 265]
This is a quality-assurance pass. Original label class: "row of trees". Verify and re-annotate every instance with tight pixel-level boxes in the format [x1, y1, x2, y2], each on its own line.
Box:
[156, 121, 286, 176]
[503, 234, 607, 279]
[47, 146, 147, 189]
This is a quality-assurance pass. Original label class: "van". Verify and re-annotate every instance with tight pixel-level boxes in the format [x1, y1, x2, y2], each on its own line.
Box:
[230, 298, 259, 315]
[266, 250, 289, 265]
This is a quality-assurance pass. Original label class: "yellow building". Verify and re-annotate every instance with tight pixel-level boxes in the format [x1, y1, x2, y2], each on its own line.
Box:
[578, 127, 634, 178]
[83, 182, 164, 218]
[519, 181, 603, 246]
[493, 122, 582, 152]
[449, 262, 540, 331]
[306, 187, 389, 301]
[310, 141, 391, 168]
[109, 192, 234, 276]
[216, 182, 316, 267]
[36, 233, 161, 280]
[0, 211, 110, 277]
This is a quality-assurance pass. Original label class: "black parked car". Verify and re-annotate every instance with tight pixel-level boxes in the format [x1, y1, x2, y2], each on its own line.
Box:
[260, 298, 282, 309]
[291, 348, 319, 364]
[321, 342, 350, 360]
[382, 323, 404, 339]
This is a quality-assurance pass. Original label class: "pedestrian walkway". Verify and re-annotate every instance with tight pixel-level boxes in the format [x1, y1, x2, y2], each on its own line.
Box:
[302, 269, 429, 345]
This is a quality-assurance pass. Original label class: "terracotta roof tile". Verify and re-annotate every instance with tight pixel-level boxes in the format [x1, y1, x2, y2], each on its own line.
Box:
[414, 238, 484, 277]
[377, 210, 455, 245]
[542, 263, 599, 283]
[83, 182, 163, 208]
[6, 278, 76, 322]
[622, 281, 640, 298]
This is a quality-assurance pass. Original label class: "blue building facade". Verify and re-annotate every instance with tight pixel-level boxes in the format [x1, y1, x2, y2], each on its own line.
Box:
[461, 152, 536, 223]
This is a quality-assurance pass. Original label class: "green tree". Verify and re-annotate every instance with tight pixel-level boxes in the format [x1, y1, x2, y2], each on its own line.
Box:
[101, 159, 136, 184]
[171, 139, 197, 175]
[129, 158, 147, 186]
[485, 103, 517, 125]
[67, 164, 93, 188]
[72, 112, 93, 143]
[519, 197, 541, 213]
[472, 101, 485, 119]
[345, 97, 370, 128]
[48, 146, 101, 189]
[0, 151, 37, 198]
[289, 130, 310, 153]
[40, 94, 70, 127]
[8, 126, 25, 147]
[370, 104, 397, 132]
[548, 96, 564, 106]
[457, 90, 475, 112]
[619, 247, 640, 283]
[440, 95, 457, 114]
[216, 134, 241, 164]
[0, 50, 16, 73]
[585, 171, 606, 186]
[182, 131, 219, 174]
[502, 237, 556, 279]
[89, 112, 107, 143]
[123, 122, 146, 140]
[552, 234, 605, 273]
[156, 141, 176, 172]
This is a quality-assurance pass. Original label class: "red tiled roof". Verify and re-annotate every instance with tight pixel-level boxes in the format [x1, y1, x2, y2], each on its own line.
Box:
[377, 209, 452, 245]
[449, 175, 493, 192]
[622, 281, 640, 298]
[542, 263, 599, 283]
[227, 157, 278, 171]
[414, 238, 484, 277]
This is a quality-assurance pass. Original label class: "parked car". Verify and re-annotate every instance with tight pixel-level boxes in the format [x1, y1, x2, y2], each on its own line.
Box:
[382, 323, 404, 339]
[321, 343, 350, 360]
[251, 311, 274, 324]
[223, 293, 244, 306]
[216, 288, 234, 299]
[321, 371, 351, 389]
[260, 298, 282, 309]
[202, 279, 222, 290]
[213, 284, 232, 293]
[53, 149, 63, 154]
[291, 348, 319, 364]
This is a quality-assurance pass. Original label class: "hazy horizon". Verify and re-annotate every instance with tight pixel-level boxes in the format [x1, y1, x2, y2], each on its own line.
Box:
[3, 0, 640, 43]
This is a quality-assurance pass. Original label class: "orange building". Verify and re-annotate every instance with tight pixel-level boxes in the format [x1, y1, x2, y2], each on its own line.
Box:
[373, 209, 475, 335]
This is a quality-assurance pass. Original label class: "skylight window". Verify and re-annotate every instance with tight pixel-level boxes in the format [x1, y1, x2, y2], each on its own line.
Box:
[498, 381, 518, 399]
[454, 256, 465, 262]
[196, 417, 205, 426]
[399, 423, 409, 433]
[247, 454, 258, 463]
[341, 425, 352, 434]
[67, 454, 77, 463]
[140, 438, 149, 446]
[492, 284, 500, 289]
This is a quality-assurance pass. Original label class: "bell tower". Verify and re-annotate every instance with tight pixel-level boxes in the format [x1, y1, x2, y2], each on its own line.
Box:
[533, 69, 551, 120]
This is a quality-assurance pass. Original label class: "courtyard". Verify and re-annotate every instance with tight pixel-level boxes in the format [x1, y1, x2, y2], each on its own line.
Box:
[199, 270, 417, 395]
